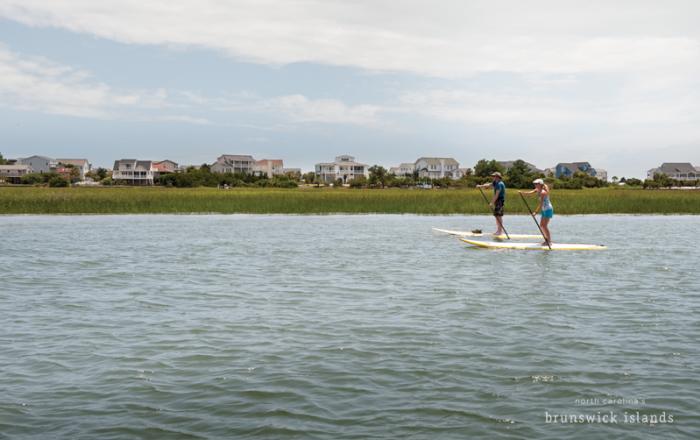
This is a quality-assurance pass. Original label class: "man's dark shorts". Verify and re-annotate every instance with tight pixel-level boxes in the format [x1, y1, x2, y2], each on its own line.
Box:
[494, 199, 504, 217]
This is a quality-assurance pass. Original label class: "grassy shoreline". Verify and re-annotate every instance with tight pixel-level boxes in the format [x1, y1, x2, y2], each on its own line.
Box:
[1, 186, 699, 215]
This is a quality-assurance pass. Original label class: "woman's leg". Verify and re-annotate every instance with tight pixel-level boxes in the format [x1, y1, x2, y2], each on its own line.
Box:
[541, 217, 551, 243]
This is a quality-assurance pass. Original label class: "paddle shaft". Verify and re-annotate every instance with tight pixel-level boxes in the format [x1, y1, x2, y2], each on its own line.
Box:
[478, 187, 510, 240]
[519, 192, 551, 250]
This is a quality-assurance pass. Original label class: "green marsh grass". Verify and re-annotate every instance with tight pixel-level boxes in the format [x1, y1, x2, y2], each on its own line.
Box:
[1, 186, 699, 215]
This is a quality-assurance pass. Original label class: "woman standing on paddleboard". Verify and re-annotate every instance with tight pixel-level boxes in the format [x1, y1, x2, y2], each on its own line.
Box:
[519, 178, 553, 245]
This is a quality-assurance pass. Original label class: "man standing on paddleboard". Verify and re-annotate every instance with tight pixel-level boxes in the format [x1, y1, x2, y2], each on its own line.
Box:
[477, 172, 506, 236]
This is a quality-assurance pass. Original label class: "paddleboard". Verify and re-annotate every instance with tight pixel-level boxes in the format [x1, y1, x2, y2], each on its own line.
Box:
[460, 238, 607, 251]
[432, 228, 541, 240]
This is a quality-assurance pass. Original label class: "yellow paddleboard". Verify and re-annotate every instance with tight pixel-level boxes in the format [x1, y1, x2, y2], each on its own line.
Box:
[432, 228, 541, 240]
[460, 238, 607, 251]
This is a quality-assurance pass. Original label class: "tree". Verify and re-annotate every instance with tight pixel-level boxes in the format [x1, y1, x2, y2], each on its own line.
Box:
[302, 172, 316, 185]
[473, 159, 504, 177]
[48, 175, 69, 187]
[0, 152, 7, 165]
[368, 165, 388, 188]
[505, 159, 538, 189]
[612, 176, 619, 184]
[96, 168, 108, 180]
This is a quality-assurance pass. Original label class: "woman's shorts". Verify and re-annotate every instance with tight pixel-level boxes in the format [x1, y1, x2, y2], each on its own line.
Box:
[541, 208, 554, 219]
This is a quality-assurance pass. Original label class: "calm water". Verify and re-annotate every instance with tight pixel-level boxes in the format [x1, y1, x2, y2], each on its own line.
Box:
[1, 215, 698, 439]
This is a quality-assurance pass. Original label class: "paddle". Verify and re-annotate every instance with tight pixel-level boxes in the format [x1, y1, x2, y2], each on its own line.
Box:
[519, 192, 552, 250]
[478, 187, 510, 240]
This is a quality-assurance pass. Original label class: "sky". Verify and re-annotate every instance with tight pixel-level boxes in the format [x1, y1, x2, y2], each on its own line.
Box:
[1, 0, 699, 178]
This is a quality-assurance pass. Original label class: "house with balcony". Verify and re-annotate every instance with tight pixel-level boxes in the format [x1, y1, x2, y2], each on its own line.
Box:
[112, 159, 156, 185]
[254, 159, 284, 178]
[554, 162, 605, 179]
[56, 159, 91, 180]
[414, 157, 460, 179]
[0, 164, 32, 183]
[646, 163, 698, 181]
[315, 155, 368, 183]
[211, 155, 256, 174]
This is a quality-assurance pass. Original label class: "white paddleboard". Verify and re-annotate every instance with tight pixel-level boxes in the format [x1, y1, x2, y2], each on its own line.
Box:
[460, 238, 607, 251]
[432, 228, 541, 240]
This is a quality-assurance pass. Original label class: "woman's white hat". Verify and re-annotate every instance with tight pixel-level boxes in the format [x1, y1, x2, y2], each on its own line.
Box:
[532, 178, 544, 185]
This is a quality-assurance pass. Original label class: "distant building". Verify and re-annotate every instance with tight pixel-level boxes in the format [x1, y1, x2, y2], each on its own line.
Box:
[56, 159, 91, 180]
[497, 160, 542, 174]
[554, 162, 604, 179]
[153, 160, 179, 174]
[17, 155, 56, 173]
[254, 159, 284, 178]
[414, 157, 460, 179]
[646, 163, 698, 181]
[596, 169, 608, 182]
[112, 159, 155, 185]
[389, 163, 416, 177]
[315, 155, 368, 183]
[0, 164, 31, 183]
[211, 155, 256, 174]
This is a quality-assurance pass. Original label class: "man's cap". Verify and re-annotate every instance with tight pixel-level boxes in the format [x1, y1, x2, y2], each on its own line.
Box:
[533, 178, 544, 185]
[491, 172, 502, 177]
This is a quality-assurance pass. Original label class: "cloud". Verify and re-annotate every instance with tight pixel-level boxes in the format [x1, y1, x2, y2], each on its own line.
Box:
[2, 1, 699, 78]
[0, 44, 174, 118]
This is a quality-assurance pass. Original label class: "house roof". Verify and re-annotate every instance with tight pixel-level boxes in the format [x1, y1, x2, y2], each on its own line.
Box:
[113, 159, 153, 171]
[217, 155, 255, 163]
[0, 164, 31, 170]
[19, 155, 53, 161]
[415, 157, 459, 166]
[56, 159, 89, 166]
[658, 162, 696, 174]
[399, 163, 415, 168]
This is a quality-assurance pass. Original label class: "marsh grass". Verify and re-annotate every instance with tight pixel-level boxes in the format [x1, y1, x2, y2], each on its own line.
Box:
[1, 186, 699, 214]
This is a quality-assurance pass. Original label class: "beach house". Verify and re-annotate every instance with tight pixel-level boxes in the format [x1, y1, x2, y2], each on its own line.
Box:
[153, 160, 179, 174]
[112, 159, 156, 185]
[389, 163, 416, 177]
[211, 155, 256, 174]
[646, 163, 698, 181]
[315, 155, 368, 183]
[554, 162, 605, 180]
[56, 159, 91, 180]
[414, 157, 460, 179]
[254, 159, 284, 178]
[17, 155, 56, 174]
[0, 164, 32, 183]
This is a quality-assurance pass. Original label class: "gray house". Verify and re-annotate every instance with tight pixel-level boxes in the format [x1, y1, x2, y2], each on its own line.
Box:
[646, 163, 698, 181]
[18, 155, 56, 173]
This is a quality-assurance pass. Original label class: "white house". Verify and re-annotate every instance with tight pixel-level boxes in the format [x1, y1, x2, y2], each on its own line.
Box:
[17, 155, 56, 173]
[389, 163, 416, 177]
[56, 159, 91, 180]
[647, 163, 698, 180]
[112, 159, 155, 185]
[414, 157, 460, 179]
[211, 155, 256, 174]
[315, 155, 368, 183]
